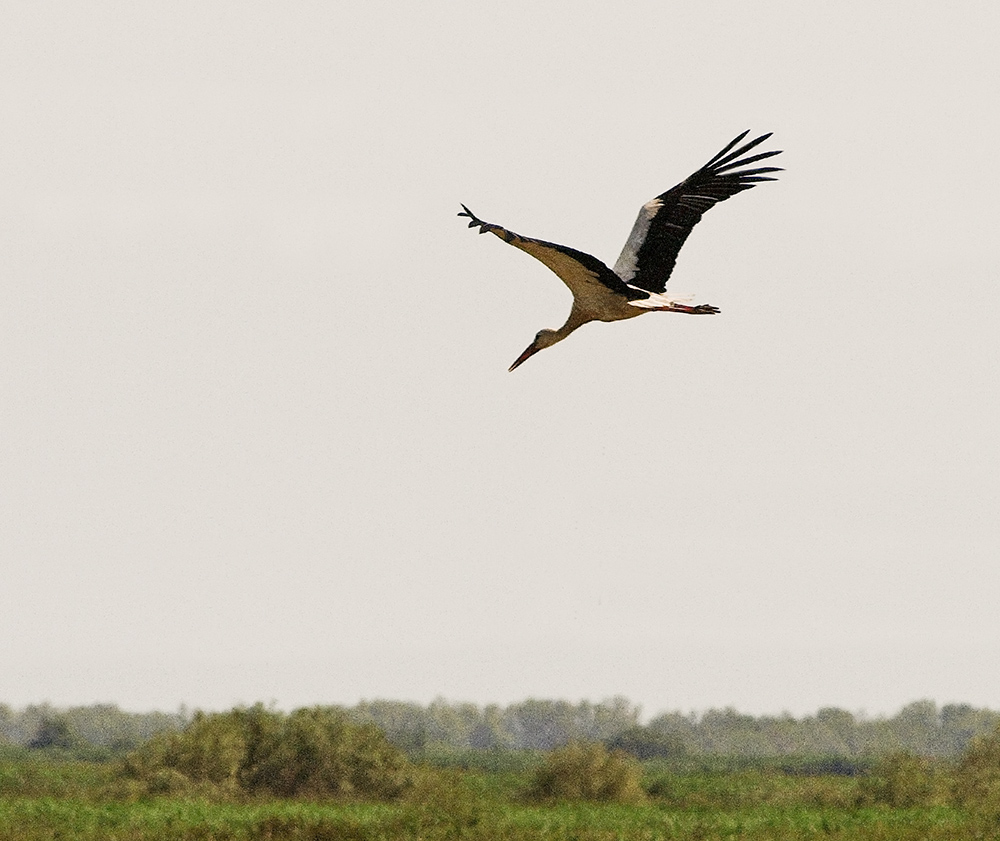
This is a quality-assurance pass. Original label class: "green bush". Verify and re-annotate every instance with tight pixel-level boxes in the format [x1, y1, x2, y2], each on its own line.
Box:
[527, 741, 645, 803]
[859, 752, 939, 807]
[172, 712, 247, 787]
[953, 724, 1000, 818]
[241, 707, 410, 799]
[145, 767, 194, 796]
[121, 711, 246, 796]
[395, 765, 484, 837]
[121, 705, 410, 800]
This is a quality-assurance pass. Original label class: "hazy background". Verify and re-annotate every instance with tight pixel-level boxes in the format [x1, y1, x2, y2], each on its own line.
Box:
[2, 1, 998, 717]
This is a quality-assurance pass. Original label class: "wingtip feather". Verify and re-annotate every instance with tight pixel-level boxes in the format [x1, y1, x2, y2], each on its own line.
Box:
[703, 130, 752, 168]
[711, 133, 777, 171]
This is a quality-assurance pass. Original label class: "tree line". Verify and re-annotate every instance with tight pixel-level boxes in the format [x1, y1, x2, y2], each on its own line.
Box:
[3, 698, 999, 760]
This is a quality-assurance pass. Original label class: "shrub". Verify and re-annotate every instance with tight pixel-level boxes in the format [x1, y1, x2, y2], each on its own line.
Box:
[171, 712, 247, 787]
[121, 704, 410, 800]
[953, 725, 1000, 818]
[528, 741, 645, 803]
[242, 707, 410, 799]
[146, 767, 194, 796]
[859, 752, 939, 807]
[395, 765, 484, 837]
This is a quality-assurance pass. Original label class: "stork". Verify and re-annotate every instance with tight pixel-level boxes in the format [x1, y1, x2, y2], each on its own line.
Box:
[459, 130, 782, 371]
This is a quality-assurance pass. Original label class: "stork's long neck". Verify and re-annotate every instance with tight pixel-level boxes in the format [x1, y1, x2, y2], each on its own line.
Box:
[551, 305, 593, 344]
[511, 305, 595, 371]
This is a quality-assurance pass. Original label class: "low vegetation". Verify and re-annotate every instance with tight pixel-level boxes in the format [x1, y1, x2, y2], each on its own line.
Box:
[3, 705, 1000, 839]
[119, 704, 410, 799]
[528, 741, 645, 803]
[953, 724, 1000, 818]
[857, 751, 945, 808]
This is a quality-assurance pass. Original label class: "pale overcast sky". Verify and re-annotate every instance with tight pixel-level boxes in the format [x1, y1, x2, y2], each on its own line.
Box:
[2, 2, 998, 718]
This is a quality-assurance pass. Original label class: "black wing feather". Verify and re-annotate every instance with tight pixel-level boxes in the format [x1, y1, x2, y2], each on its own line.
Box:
[458, 204, 640, 299]
[615, 131, 782, 294]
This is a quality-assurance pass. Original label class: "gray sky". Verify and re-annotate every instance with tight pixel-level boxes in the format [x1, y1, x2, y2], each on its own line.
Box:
[2, 1, 999, 718]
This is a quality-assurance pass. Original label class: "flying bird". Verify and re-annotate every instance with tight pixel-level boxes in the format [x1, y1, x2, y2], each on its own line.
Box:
[459, 130, 782, 371]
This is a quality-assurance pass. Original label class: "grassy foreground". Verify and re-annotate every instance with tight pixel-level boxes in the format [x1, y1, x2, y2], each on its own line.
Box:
[0, 759, 993, 841]
[0, 798, 978, 841]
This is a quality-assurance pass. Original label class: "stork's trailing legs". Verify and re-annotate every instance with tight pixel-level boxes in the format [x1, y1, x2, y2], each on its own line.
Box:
[649, 302, 720, 315]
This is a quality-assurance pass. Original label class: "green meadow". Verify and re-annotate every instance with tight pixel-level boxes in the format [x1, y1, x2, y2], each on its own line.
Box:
[0, 755, 994, 841]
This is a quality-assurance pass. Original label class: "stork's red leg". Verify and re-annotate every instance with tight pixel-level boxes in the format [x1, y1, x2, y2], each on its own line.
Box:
[650, 303, 720, 315]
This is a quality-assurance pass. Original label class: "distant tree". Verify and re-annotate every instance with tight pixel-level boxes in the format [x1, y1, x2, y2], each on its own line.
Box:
[590, 697, 642, 742]
[503, 699, 578, 750]
[351, 700, 428, 754]
[940, 704, 1000, 755]
[890, 700, 943, 755]
[424, 698, 481, 747]
[468, 721, 503, 750]
[760, 713, 811, 755]
[468, 704, 509, 750]
[60, 703, 182, 753]
[698, 707, 774, 756]
[27, 714, 80, 751]
[15, 696, 997, 763]
[810, 707, 859, 755]
[605, 725, 689, 760]
[647, 711, 699, 741]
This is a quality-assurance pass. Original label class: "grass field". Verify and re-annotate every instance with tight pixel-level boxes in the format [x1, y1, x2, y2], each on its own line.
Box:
[0, 799, 981, 841]
[2, 756, 996, 841]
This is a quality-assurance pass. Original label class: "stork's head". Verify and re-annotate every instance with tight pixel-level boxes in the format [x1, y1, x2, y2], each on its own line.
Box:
[508, 328, 561, 372]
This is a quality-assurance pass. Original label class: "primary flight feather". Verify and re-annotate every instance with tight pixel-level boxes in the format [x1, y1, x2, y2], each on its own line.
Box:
[459, 130, 782, 371]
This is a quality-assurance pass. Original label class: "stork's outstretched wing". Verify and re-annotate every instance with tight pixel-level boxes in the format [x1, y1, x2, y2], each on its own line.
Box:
[458, 204, 643, 302]
[613, 131, 782, 294]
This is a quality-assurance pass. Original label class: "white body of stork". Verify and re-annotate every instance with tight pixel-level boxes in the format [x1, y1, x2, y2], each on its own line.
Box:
[459, 130, 782, 370]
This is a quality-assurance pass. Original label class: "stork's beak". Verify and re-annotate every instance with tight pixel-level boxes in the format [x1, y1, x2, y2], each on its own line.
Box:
[508, 341, 540, 372]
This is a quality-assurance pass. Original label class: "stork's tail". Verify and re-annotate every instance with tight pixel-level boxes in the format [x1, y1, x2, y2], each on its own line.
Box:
[628, 290, 720, 314]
